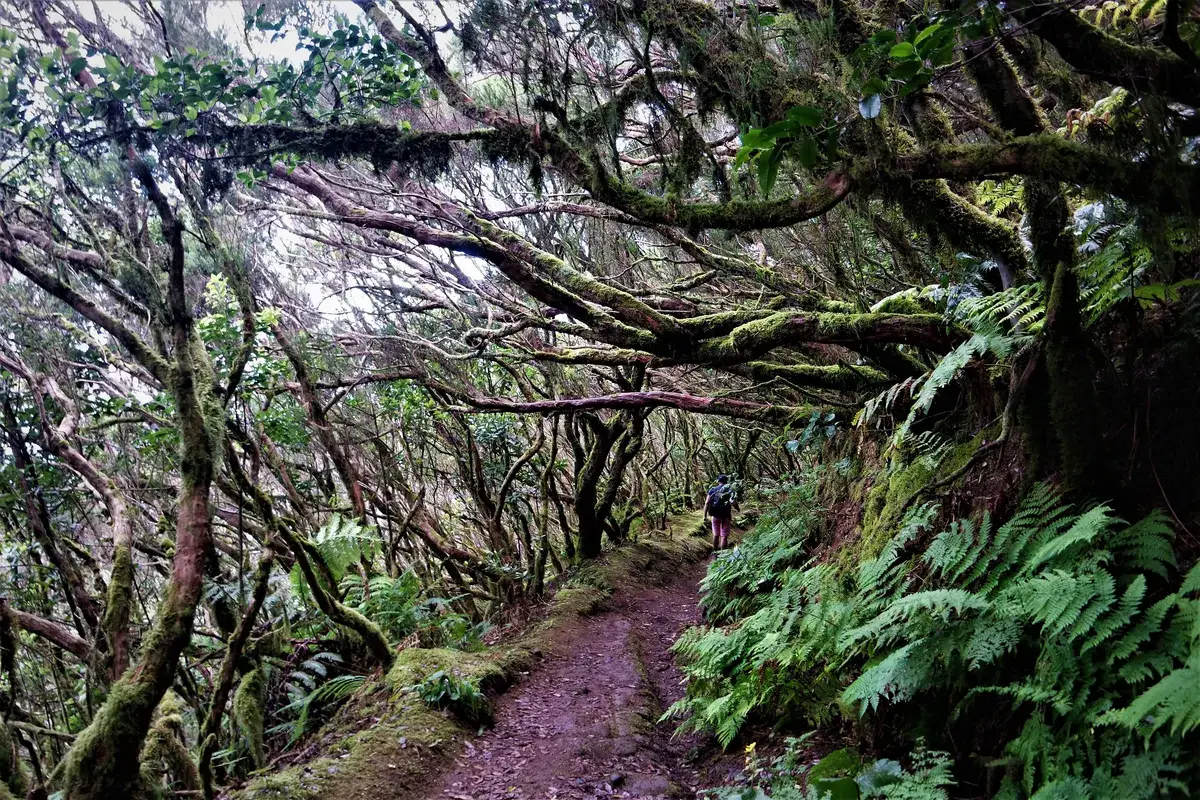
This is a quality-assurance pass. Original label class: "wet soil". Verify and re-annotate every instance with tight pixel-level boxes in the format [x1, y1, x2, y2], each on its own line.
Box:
[419, 554, 744, 800]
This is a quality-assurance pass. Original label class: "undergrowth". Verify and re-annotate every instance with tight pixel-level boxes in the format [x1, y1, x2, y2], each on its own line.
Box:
[671, 481, 1200, 798]
[403, 669, 492, 727]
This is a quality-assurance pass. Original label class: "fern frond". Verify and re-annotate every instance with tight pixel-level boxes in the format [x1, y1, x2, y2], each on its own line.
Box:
[843, 589, 987, 650]
[894, 327, 1016, 445]
[955, 282, 1045, 333]
[859, 375, 922, 429]
[963, 616, 1024, 668]
[1003, 570, 1116, 641]
[1024, 505, 1117, 573]
[843, 640, 937, 713]
[1102, 667, 1200, 735]
[924, 517, 993, 586]
[1111, 511, 1176, 579]
[1082, 575, 1146, 653]
[1110, 594, 1177, 661]
[1181, 562, 1200, 595]
[1029, 777, 1090, 799]
[311, 514, 380, 582]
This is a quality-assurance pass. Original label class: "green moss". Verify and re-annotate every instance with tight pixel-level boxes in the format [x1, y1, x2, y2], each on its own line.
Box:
[0, 723, 27, 798]
[141, 691, 201, 794]
[60, 672, 163, 799]
[102, 542, 135, 666]
[745, 361, 890, 391]
[852, 430, 992, 563]
[237, 122, 518, 180]
[234, 667, 267, 769]
[871, 295, 931, 316]
[893, 180, 1030, 276]
[232, 671, 465, 800]
[548, 584, 610, 619]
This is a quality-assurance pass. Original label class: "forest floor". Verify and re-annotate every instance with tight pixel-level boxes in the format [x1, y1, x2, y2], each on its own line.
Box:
[415, 529, 744, 800]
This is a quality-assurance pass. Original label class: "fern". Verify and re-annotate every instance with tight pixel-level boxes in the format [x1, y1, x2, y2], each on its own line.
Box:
[1102, 667, 1200, 735]
[311, 514, 380, 582]
[893, 326, 1018, 445]
[1077, 0, 1165, 29]
[675, 481, 1200, 794]
[842, 590, 988, 650]
[859, 375, 921, 430]
[269, 651, 365, 746]
[1111, 510, 1176, 579]
[843, 639, 938, 712]
[404, 670, 491, 726]
[975, 178, 1023, 216]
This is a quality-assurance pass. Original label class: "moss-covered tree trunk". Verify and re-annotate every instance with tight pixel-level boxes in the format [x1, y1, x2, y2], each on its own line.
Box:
[59, 472, 213, 799]
[965, 40, 1119, 499]
[58, 153, 221, 799]
[573, 416, 617, 559]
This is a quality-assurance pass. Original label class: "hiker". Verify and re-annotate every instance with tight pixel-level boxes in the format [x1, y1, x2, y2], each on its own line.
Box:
[703, 474, 737, 551]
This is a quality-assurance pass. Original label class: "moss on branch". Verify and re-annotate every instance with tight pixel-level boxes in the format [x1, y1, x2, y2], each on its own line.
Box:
[589, 163, 852, 231]
[742, 361, 891, 390]
[1013, 1, 1200, 107]
[895, 135, 1200, 216]
[693, 311, 961, 365]
[215, 121, 525, 178]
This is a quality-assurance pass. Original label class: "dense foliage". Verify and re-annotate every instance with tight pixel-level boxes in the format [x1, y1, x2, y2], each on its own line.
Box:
[674, 481, 1200, 796]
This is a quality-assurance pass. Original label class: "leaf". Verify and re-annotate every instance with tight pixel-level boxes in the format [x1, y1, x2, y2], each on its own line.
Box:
[871, 29, 898, 46]
[740, 128, 769, 150]
[914, 23, 946, 51]
[796, 135, 819, 168]
[758, 144, 784, 195]
[1134, 278, 1200, 304]
[857, 759, 904, 794]
[889, 42, 917, 59]
[812, 777, 860, 800]
[761, 119, 798, 139]
[858, 94, 882, 119]
[786, 105, 824, 126]
[811, 748, 863, 781]
[890, 59, 924, 81]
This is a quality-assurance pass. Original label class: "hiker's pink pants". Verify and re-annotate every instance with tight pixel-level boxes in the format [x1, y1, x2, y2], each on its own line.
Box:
[711, 516, 731, 542]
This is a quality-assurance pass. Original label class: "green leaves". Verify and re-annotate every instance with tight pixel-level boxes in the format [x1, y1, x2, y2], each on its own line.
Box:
[681, 476, 1200, 797]
[810, 748, 862, 799]
[851, 4, 1003, 113]
[733, 104, 832, 195]
[785, 104, 823, 126]
[0, 16, 427, 160]
[757, 142, 785, 195]
[405, 670, 492, 726]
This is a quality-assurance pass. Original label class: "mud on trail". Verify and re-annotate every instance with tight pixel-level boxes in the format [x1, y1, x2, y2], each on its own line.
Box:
[419, 553, 742, 800]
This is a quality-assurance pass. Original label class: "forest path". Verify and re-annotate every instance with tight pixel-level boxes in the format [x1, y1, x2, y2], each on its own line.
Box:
[417, 536, 740, 800]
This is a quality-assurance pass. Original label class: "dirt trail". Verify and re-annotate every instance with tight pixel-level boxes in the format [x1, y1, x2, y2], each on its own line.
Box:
[420, 552, 741, 800]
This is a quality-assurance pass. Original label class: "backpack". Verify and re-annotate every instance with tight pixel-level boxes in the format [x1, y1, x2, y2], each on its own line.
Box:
[709, 484, 733, 516]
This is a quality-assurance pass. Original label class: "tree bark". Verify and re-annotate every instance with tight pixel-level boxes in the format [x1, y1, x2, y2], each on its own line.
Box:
[197, 550, 275, 799]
